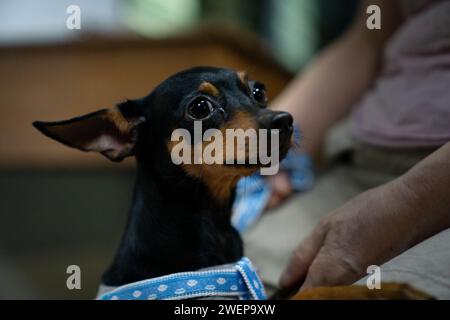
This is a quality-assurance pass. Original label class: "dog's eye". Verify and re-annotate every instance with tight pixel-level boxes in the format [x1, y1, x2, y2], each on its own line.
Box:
[252, 82, 267, 105]
[187, 97, 214, 120]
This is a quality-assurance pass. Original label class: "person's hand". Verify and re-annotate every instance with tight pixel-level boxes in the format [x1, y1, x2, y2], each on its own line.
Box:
[279, 179, 420, 292]
[266, 171, 294, 209]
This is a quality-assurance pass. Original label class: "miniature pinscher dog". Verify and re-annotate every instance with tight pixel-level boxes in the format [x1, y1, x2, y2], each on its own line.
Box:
[33, 66, 432, 300]
[33, 66, 293, 288]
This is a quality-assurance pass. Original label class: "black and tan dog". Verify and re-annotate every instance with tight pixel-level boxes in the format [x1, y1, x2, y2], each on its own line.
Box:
[33, 67, 292, 291]
[33, 67, 431, 300]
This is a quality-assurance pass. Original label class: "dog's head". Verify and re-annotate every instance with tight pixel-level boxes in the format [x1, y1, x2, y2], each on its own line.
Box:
[34, 67, 293, 200]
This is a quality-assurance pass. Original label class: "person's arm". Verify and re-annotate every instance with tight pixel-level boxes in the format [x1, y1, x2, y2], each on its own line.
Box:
[265, 0, 401, 208]
[398, 142, 450, 246]
[279, 141, 450, 291]
[272, 0, 401, 161]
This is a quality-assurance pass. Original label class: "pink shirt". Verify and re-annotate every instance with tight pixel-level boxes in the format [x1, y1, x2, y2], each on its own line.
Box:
[351, 0, 450, 148]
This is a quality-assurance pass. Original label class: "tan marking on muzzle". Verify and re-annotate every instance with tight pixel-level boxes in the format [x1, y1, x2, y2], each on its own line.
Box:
[166, 110, 260, 202]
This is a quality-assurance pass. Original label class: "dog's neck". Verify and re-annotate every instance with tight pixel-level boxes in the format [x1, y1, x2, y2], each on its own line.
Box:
[101, 158, 243, 287]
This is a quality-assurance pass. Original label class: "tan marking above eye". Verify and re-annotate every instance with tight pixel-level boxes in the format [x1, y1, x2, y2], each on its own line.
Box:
[237, 71, 249, 88]
[198, 82, 220, 97]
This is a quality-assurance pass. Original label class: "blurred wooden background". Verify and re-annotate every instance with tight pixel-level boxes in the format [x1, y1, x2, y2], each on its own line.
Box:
[0, 30, 291, 169]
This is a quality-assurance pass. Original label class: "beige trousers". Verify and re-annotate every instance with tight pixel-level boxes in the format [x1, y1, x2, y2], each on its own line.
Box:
[243, 122, 450, 299]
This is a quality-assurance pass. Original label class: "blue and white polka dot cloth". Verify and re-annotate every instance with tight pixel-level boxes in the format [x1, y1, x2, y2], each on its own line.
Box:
[97, 257, 266, 300]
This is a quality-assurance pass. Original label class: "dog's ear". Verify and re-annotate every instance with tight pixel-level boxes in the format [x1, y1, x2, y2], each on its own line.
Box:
[33, 100, 145, 162]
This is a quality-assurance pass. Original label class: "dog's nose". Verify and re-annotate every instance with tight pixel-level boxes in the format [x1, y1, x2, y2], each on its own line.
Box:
[270, 112, 293, 133]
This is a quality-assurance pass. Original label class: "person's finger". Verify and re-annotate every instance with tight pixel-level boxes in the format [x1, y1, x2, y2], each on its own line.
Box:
[279, 222, 328, 288]
[269, 172, 292, 198]
[297, 248, 332, 291]
[299, 247, 362, 292]
[266, 173, 293, 210]
[266, 193, 283, 210]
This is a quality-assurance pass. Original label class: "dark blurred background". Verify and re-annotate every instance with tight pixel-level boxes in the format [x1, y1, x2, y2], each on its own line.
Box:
[0, 0, 357, 299]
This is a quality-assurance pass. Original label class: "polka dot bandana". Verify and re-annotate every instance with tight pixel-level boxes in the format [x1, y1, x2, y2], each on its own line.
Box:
[97, 257, 267, 300]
